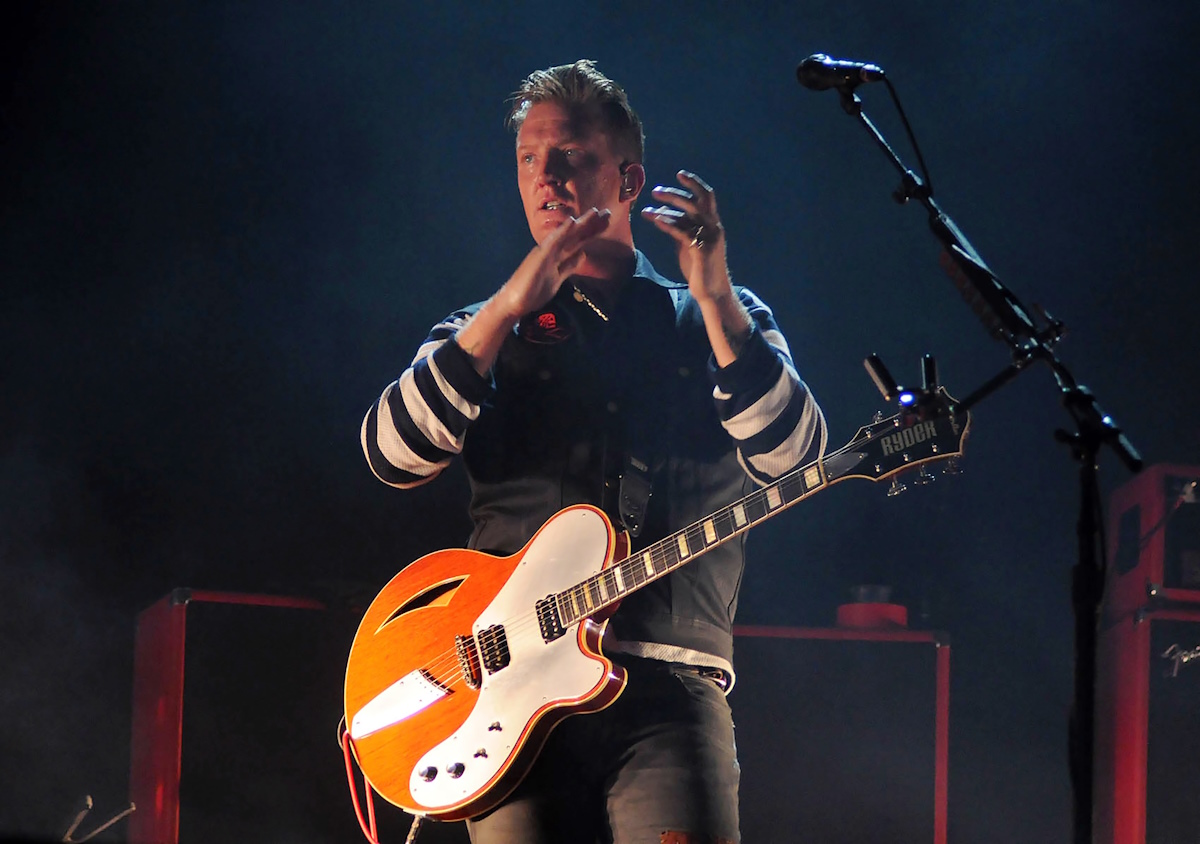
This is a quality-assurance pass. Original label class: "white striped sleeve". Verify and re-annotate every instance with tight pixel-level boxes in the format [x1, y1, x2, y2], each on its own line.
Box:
[711, 289, 827, 484]
[361, 309, 494, 488]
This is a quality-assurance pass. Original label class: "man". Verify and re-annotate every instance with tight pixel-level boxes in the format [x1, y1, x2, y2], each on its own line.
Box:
[362, 60, 826, 844]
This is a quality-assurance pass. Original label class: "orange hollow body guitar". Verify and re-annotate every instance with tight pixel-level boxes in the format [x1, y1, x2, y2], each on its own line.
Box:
[344, 390, 970, 821]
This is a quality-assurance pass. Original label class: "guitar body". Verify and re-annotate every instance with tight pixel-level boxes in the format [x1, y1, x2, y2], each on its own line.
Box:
[344, 504, 629, 821]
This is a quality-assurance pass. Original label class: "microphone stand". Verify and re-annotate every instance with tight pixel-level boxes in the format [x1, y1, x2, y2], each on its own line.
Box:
[832, 85, 1143, 844]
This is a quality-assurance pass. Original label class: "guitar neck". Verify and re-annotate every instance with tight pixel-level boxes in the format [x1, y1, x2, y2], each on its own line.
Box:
[553, 457, 829, 627]
[551, 395, 969, 628]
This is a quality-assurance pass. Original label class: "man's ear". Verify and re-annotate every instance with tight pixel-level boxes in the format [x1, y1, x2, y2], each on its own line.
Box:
[619, 163, 646, 202]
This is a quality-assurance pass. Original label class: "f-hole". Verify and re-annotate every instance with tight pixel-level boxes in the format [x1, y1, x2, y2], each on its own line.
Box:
[378, 578, 466, 631]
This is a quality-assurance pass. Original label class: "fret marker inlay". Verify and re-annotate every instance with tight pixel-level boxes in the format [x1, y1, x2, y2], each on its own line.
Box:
[804, 466, 821, 489]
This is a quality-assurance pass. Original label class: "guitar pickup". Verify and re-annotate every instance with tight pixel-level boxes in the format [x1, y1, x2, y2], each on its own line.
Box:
[476, 624, 510, 674]
[536, 596, 566, 643]
[454, 634, 482, 689]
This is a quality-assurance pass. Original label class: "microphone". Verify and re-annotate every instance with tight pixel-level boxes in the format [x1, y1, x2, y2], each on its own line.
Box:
[796, 53, 886, 91]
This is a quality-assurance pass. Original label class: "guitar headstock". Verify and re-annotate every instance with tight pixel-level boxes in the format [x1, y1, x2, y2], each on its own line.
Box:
[824, 355, 972, 485]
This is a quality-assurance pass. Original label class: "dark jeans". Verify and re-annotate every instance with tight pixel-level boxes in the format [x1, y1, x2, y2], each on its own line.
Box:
[465, 655, 740, 844]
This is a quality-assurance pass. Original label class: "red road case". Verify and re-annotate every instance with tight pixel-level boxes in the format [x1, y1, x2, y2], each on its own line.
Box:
[126, 589, 351, 844]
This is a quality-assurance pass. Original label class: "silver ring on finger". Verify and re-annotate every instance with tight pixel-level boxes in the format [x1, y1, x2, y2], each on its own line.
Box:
[689, 224, 706, 249]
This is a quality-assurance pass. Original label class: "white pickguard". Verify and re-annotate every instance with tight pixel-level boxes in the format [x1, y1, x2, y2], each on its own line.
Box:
[349, 669, 448, 740]
[408, 507, 615, 811]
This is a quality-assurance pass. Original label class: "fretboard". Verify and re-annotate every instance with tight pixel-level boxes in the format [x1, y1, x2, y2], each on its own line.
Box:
[554, 459, 829, 626]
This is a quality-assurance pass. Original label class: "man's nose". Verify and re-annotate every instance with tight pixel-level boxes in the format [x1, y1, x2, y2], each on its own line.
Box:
[536, 150, 569, 185]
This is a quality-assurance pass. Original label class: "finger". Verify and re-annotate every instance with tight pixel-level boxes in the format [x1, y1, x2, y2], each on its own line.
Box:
[550, 208, 611, 275]
[676, 170, 714, 195]
[639, 206, 694, 245]
[640, 204, 690, 230]
[676, 171, 718, 214]
[641, 204, 710, 238]
[558, 207, 611, 248]
[640, 204, 687, 222]
[642, 205, 724, 253]
[649, 185, 699, 213]
[541, 208, 608, 258]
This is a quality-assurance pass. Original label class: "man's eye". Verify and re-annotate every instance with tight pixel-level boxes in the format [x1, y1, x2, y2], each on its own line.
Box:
[521, 154, 535, 164]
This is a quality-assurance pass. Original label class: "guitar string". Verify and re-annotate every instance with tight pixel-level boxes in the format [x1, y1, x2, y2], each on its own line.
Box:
[396, 420, 960, 692]
[406, 452, 829, 691]
[398, 473, 805, 693]
[402, 450, 834, 691]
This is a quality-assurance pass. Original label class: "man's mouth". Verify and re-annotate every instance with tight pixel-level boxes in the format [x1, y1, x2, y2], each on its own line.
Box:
[541, 201, 569, 212]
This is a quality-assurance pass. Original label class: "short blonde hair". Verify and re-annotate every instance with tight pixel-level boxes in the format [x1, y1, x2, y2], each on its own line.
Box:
[506, 59, 645, 165]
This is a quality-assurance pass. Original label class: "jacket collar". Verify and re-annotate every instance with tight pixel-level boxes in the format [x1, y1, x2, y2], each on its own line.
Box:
[633, 250, 688, 290]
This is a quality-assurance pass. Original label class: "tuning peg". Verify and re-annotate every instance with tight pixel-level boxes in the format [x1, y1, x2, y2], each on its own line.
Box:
[913, 467, 936, 485]
[886, 476, 907, 497]
[864, 354, 900, 402]
[921, 354, 939, 393]
[942, 457, 963, 476]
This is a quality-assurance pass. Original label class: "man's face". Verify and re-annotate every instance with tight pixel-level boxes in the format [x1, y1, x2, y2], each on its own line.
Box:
[515, 100, 628, 243]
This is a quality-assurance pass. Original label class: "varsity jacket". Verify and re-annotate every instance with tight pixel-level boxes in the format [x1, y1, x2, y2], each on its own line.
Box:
[362, 252, 826, 674]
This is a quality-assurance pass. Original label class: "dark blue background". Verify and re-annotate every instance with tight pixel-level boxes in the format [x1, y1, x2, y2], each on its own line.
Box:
[3, 2, 1197, 841]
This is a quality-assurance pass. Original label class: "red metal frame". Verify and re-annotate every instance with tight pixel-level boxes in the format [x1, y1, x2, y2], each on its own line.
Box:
[733, 624, 950, 844]
[1105, 463, 1200, 620]
[126, 589, 325, 844]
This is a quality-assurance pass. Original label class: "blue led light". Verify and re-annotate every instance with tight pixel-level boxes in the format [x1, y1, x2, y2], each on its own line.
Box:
[899, 392, 916, 406]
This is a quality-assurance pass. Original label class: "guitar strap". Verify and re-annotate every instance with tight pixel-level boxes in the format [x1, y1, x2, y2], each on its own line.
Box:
[615, 285, 691, 538]
[618, 453, 653, 537]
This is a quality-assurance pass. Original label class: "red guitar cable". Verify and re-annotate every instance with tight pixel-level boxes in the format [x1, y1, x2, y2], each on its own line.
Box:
[340, 722, 428, 844]
[341, 723, 381, 843]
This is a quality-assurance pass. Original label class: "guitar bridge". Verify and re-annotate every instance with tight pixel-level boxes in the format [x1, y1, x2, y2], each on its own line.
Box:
[477, 624, 510, 674]
[536, 595, 566, 643]
[454, 634, 482, 689]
